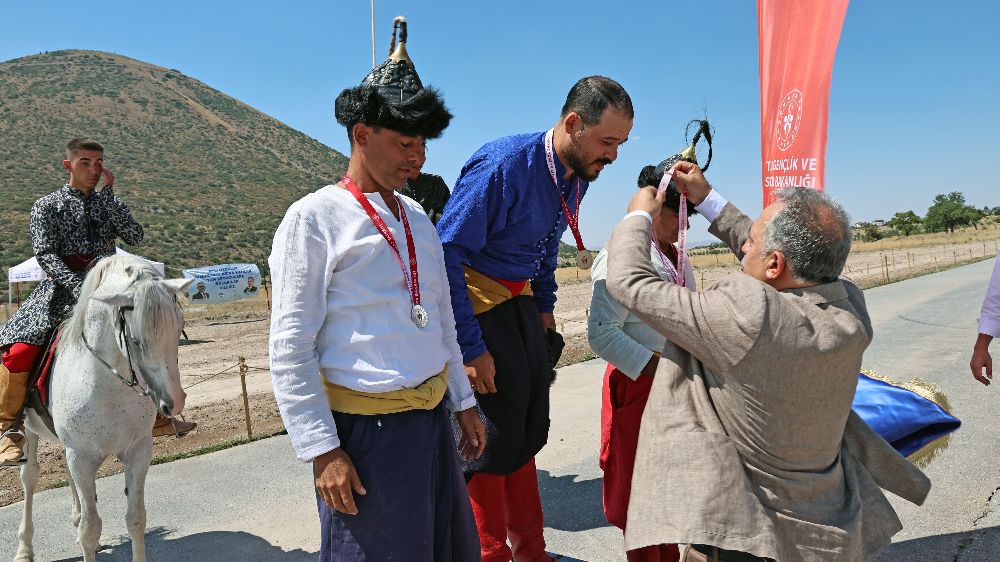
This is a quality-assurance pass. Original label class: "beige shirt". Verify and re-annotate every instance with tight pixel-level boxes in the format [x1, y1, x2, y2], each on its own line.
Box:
[605, 202, 929, 562]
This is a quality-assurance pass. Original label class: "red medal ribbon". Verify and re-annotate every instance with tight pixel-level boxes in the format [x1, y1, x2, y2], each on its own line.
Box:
[544, 129, 586, 252]
[651, 240, 684, 286]
[656, 168, 688, 287]
[342, 175, 421, 307]
[558, 180, 585, 251]
[677, 192, 688, 286]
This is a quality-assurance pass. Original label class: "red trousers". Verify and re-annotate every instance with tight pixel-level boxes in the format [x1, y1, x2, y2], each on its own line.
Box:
[1, 343, 42, 373]
[600, 364, 679, 562]
[466, 458, 553, 562]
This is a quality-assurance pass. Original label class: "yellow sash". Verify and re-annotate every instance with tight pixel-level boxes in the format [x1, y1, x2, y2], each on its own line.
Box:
[463, 265, 533, 316]
[324, 367, 449, 415]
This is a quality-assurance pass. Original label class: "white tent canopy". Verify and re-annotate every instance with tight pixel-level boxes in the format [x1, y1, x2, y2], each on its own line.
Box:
[7, 248, 165, 305]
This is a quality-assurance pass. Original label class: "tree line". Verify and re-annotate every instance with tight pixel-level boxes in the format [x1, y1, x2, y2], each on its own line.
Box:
[856, 192, 999, 242]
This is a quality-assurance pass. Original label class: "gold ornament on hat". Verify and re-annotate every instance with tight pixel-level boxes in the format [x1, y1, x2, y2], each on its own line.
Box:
[387, 16, 413, 66]
[363, 15, 424, 101]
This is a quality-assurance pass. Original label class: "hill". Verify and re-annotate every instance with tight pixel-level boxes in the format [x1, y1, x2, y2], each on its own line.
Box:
[0, 50, 348, 289]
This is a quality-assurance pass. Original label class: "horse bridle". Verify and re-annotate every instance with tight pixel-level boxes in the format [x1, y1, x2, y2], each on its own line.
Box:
[81, 306, 150, 397]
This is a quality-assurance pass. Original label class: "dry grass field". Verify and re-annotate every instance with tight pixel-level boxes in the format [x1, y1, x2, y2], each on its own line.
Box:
[548, 222, 1000, 368]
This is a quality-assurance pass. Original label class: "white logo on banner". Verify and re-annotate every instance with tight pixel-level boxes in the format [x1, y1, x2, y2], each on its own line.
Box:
[776, 89, 804, 152]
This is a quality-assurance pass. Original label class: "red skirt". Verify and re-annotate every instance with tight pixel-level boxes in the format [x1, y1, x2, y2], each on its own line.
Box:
[599, 363, 656, 530]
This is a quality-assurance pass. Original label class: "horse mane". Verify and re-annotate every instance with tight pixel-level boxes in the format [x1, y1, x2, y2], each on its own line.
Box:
[129, 279, 182, 348]
[59, 255, 163, 353]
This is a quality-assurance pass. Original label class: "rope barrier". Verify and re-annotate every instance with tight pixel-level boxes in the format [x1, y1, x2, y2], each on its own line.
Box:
[182, 363, 238, 389]
[180, 360, 269, 390]
[181, 362, 268, 389]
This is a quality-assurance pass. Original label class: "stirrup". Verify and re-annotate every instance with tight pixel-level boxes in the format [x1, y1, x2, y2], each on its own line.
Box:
[171, 414, 194, 437]
[153, 414, 196, 438]
[0, 427, 28, 466]
[1, 426, 26, 440]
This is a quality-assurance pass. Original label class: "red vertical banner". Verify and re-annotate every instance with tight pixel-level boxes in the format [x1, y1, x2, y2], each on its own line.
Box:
[758, 0, 849, 207]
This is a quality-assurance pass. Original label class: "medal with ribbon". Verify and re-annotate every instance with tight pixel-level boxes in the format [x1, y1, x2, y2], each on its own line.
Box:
[544, 129, 592, 270]
[647, 120, 713, 287]
[343, 175, 429, 328]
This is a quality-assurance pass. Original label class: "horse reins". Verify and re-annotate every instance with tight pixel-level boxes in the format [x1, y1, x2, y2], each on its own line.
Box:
[81, 306, 150, 397]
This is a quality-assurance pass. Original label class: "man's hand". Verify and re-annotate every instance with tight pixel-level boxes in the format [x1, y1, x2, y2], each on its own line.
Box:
[454, 408, 486, 460]
[465, 351, 497, 394]
[971, 333, 994, 386]
[540, 312, 556, 331]
[627, 186, 665, 218]
[671, 161, 712, 205]
[100, 168, 115, 192]
[640, 352, 660, 378]
[313, 447, 366, 515]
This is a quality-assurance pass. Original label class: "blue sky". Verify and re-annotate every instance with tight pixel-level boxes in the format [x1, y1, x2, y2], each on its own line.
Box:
[5, 1, 998, 247]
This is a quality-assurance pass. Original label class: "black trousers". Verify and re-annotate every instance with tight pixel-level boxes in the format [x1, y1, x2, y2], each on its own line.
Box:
[690, 544, 771, 562]
[454, 296, 551, 475]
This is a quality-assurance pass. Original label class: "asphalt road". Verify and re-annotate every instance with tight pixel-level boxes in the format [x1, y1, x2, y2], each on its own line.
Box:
[864, 258, 999, 562]
[1, 257, 996, 561]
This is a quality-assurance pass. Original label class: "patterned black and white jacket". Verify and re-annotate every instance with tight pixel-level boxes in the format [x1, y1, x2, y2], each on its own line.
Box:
[0, 184, 143, 348]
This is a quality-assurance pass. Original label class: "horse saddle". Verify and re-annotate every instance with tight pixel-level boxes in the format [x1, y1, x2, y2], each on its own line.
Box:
[24, 330, 60, 436]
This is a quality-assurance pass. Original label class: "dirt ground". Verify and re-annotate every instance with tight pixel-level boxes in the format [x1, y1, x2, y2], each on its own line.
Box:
[2, 227, 998, 506]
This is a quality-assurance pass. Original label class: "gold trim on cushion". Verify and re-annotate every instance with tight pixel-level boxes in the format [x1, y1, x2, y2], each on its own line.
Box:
[861, 369, 953, 469]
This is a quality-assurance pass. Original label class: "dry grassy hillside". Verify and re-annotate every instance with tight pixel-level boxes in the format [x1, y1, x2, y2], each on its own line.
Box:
[0, 50, 348, 291]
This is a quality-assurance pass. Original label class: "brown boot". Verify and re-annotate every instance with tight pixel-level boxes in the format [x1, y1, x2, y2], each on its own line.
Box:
[0, 364, 30, 466]
[152, 414, 197, 438]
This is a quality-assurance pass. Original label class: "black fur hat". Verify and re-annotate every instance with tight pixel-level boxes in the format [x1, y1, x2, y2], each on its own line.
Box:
[637, 119, 714, 216]
[335, 17, 452, 139]
[638, 165, 699, 216]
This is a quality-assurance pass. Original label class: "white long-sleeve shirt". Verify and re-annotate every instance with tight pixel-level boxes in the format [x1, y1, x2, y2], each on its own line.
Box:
[590, 190, 727, 379]
[979, 252, 1000, 338]
[588, 244, 696, 379]
[268, 185, 477, 462]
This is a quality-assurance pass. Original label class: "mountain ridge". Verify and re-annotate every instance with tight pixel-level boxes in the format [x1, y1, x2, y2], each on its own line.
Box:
[0, 49, 348, 288]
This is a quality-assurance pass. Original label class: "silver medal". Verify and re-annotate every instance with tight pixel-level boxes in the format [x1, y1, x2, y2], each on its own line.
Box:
[576, 249, 593, 270]
[411, 303, 429, 328]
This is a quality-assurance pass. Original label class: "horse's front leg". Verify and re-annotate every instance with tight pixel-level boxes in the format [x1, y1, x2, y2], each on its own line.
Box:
[68, 469, 82, 529]
[122, 435, 152, 562]
[65, 448, 103, 562]
[14, 430, 39, 562]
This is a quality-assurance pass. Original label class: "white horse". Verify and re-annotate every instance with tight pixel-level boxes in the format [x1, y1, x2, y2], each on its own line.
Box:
[14, 255, 191, 562]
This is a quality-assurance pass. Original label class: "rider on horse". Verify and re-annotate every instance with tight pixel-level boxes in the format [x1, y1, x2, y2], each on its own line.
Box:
[0, 138, 193, 466]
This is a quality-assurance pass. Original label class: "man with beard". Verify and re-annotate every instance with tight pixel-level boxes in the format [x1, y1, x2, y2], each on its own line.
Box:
[437, 76, 633, 562]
